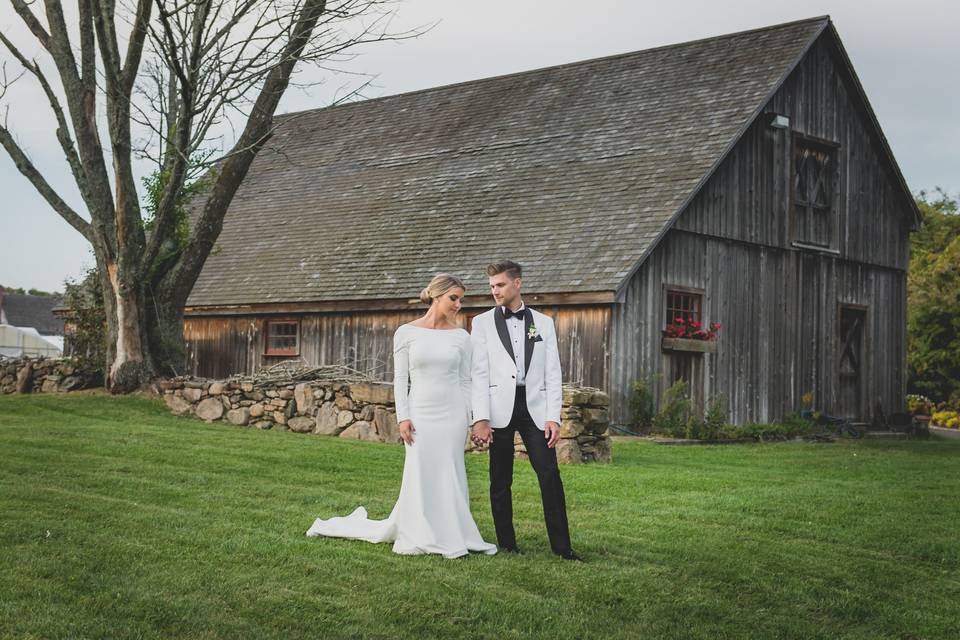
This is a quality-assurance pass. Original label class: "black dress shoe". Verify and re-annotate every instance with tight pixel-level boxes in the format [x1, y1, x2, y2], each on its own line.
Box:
[559, 550, 583, 562]
[500, 545, 523, 555]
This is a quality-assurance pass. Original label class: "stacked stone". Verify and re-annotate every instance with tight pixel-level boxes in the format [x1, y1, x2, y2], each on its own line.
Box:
[464, 385, 612, 464]
[161, 374, 611, 464]
[554, 387, 612, 464]
[161, 378, 401, 444]
[0, 356, 85, 394]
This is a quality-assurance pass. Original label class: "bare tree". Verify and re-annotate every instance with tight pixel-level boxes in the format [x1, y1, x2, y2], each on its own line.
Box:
[0, 0, 410, 391]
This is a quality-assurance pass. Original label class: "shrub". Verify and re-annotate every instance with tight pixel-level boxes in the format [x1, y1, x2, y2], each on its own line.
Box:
[778, 411, 817, 434]
[722, 413, 817, 441]
[684, 415, 705, 440]
[703, 394, 727, 438]
[684, 395, 730, 440]
[62, 266, 106, 386]
[652, 379, 690, 437]
[629, 375, 657, 433]
[731, 422, 789, 440]
[931, 410, 960, 429]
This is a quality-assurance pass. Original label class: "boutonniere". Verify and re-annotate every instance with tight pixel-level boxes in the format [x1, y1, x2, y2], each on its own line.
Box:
[527, 324, 542, 341]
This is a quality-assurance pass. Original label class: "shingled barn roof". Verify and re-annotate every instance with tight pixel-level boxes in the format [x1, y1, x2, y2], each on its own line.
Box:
[186, 16, 832, 308]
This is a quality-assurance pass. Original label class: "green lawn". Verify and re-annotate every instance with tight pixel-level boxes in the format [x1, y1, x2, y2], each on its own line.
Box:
[1, 393, 958, 639]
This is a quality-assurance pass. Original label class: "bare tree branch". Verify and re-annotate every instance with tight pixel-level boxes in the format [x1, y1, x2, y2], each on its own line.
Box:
[164, 0, 331, 302]
[122, 0, 153, 94]
[0, 0, 417, 388]
[78, 0, 97, 92]
[0, 31, 89, 200]
[25, 1, 118, 229]
[0, 124, 91, 240]
[10, 0, 52, 50]
[93, 0, 147, 264]
[43, 1, 84, 91]
[92, 0, 124, 87]
[139, 0, 215, 276]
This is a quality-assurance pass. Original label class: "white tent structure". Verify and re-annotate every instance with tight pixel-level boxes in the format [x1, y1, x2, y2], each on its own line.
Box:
[0, 290, 65, 358]
[0, 324, 63, 358]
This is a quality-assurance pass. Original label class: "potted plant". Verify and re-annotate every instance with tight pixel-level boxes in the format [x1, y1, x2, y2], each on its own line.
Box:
[661, 317, 721, 353]
[906, 394, 934, 432]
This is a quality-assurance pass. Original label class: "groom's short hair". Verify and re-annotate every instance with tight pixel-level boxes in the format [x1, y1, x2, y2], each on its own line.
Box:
[486, 260, 522, 280]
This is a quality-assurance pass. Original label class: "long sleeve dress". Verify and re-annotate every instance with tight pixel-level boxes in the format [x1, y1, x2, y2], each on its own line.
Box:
[306, 324, 497, 558]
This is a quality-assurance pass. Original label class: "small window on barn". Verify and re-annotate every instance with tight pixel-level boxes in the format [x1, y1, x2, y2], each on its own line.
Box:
[793, 136, 838, 248]
[665, 288, 703, 327]
[264, 319, 300, 356]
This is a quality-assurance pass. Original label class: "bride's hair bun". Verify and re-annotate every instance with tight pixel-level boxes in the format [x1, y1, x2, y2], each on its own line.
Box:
[420, 274, 466, 305]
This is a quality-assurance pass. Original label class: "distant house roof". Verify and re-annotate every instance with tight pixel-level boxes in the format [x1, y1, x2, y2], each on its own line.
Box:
[187, 16, 859, 308]
[0, 293, 65, 335]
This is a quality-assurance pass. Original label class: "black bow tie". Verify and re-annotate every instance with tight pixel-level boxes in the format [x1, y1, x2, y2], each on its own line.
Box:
[503, 306, 524, 320]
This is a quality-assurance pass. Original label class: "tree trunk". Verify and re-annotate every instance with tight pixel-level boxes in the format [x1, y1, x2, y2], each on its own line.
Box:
[144, 290, 188, 379]
[102, 258, 155, 393]
[3, 0, 340, 393]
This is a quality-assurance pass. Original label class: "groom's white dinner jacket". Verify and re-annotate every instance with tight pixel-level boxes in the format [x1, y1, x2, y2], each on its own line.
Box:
[470, 306, 562, 431]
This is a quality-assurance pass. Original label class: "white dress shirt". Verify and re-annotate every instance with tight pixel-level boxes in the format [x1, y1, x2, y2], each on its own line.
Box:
[503, 304, 526, 386]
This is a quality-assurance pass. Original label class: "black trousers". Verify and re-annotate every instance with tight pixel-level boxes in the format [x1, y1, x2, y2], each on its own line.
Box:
[489, 386, 572, 555]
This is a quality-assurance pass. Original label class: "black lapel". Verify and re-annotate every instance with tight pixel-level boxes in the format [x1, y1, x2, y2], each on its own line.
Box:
[494, 306, 515, 362]
[523, 308, 535, 376]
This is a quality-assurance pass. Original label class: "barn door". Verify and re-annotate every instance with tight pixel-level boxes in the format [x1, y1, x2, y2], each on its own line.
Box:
[661, 286, 707, 414]
[662, 353, 705, 414]
[837, 305, 866, 419]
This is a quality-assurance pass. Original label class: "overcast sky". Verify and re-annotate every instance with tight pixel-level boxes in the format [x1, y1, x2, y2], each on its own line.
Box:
[2, 0, 957, 292]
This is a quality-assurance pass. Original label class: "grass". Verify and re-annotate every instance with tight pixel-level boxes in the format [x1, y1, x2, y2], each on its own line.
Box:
[1, 393, 959, 640]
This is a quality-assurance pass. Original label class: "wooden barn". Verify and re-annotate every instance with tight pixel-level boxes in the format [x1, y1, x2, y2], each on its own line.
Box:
[183, 16, 920, 425]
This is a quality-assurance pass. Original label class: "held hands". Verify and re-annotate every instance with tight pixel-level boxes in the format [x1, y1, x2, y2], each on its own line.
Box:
[471, 420, 559, 447]
[399, 419, 415, 445]
[471, 420, 492, 446]
[544, 421, 560, 448]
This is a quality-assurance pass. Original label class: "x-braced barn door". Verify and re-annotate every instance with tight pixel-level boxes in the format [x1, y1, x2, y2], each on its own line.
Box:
[838, 305, 866, 419]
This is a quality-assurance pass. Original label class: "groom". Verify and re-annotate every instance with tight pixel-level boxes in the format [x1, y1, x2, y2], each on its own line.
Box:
[470, 260, 580, 561]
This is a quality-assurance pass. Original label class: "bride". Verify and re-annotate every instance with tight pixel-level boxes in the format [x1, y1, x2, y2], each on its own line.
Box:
[306, 274, 497, 558]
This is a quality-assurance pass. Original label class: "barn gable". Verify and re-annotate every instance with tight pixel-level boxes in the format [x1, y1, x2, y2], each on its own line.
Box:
[186, 16, 838, 311]
[607, 22, 919, 423]
[624, 20, 920, 300]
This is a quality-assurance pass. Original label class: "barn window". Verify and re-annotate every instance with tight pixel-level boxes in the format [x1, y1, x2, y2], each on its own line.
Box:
[264, 319, 300, 356]
[665, 288, 703, 327]
[793, 136, 838, 248]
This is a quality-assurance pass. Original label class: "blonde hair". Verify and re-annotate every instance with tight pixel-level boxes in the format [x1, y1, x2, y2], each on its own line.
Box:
[419, 273, 465, 304]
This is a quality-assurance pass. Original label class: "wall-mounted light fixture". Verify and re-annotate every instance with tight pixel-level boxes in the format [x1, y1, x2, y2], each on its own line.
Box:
[769, 114, 790, 130]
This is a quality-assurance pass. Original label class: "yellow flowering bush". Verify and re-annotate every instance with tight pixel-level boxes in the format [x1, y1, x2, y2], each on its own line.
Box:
[931, 410, 960, 429]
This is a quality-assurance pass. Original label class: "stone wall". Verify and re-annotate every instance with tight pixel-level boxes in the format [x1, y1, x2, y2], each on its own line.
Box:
[160, 377, 401, 443]
[468, 386, 612, 464]
[0, 356, 87, 394]
[161, 375, 612, 464]
[3, 355, 613, 462]
[559, 387, 613, 463]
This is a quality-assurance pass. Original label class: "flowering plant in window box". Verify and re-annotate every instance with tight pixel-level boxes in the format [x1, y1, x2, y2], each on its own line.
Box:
[663, 318, 721, 341]
[661, 318, 721, 353]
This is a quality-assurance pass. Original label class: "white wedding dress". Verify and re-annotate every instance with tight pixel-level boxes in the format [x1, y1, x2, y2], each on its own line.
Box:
[306, 324, 497, 558]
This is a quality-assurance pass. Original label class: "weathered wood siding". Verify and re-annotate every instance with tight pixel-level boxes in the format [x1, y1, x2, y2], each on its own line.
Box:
[184, 305, 610, 388]
[610, 32, 911, 425]
[674, 35, 911, 269]
[610, 232, 907, 424]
